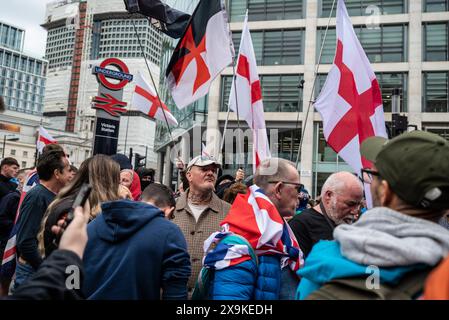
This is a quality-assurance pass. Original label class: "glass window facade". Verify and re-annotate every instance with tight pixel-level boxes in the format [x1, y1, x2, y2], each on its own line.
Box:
[0, 47, 47, 115]
[424, 0, 449, 12]
[423, 22, 449, 61]
[425, 126, 449, 141]
[92, 19, 162, 64]
[319, 0, 406, 17]
[45, 25, 75, 69]
[228, 0, 305, 22]
[0, 22, 24, 51]
[221, 74, 303, 112]
[232, 29, 304, 65]
[317, 24, 408, 64]
[423, 72, 449, 112]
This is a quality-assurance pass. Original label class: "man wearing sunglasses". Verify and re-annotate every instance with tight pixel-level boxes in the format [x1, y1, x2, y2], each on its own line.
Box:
[297, 131, 449, 300]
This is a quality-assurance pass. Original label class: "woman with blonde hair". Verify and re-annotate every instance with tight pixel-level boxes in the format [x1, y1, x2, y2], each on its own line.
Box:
[38, 154, 122, 258]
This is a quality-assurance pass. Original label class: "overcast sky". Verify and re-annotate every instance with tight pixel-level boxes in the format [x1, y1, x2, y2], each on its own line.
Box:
[0, 0, 55, 58]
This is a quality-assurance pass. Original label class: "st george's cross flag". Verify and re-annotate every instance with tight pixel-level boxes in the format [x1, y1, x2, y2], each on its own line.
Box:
[165, 0, 234, 109]
[228, 12, 271, 173]
[314, 0, 387, 206]
[132, 72, 178, 126]
[37, 126, 57, 154]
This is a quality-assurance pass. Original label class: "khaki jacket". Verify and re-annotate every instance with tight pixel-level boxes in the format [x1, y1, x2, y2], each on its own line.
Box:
[172, 191, 231, 293]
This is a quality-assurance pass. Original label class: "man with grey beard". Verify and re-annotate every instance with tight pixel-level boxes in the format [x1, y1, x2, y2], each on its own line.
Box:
[289, 171, 363, 258]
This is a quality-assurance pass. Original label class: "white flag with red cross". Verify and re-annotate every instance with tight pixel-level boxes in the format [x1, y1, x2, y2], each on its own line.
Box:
[314, 0, 387, 205]
[228, 12, 271, 174]
[37, 126, 57, 154]
[132, 72, 178, 126]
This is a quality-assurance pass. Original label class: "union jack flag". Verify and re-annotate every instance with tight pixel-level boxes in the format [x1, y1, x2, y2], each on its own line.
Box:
[203, 185, 304, 272]
[0, 170, 39, 281]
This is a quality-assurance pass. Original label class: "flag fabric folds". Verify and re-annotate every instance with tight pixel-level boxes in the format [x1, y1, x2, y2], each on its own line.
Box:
[132, 72, 178, 126]
[228, 12, 271, 173]
[37, 126, 57, 154]
[165, 0, 233, 109]
[124, 0, 190, 39]
[313, 0, 387, 206]
[203, 185, 303, 272]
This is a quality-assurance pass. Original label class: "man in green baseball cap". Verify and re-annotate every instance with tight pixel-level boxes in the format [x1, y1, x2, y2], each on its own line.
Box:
[360, 130, 449, 219]
[297, 131, 449, 300]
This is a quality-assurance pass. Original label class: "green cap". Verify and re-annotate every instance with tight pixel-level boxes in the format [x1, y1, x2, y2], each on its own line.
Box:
[361, 131, 449, 210]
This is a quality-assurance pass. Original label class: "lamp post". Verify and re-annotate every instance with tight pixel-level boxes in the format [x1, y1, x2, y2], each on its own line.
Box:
[2, 134, 19, 159]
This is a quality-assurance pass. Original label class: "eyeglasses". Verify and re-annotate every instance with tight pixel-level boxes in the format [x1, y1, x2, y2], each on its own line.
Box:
[360, 168, 381, 184]
[268, 181, 304, 193]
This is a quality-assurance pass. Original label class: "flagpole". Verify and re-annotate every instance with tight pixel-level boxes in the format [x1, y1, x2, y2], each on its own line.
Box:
[124, 92, 133, 155]
[295, 0, 337, 168]
[131, 19, 176, 146]
[220, 3, 244, 169]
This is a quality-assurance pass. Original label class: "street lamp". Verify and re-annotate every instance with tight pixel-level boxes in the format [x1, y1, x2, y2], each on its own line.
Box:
[2, 134, 19, 158]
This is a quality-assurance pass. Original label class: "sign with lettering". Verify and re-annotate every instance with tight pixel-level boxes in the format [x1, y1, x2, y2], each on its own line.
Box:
[92, 58, 132, 156]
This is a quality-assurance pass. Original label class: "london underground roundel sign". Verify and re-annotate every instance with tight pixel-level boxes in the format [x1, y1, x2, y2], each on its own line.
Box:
[93, 58, 133, 91]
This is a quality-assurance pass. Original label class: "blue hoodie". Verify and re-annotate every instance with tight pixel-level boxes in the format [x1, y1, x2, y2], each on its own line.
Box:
[296, 240, 420, 300]
[82, 200, 191, 300]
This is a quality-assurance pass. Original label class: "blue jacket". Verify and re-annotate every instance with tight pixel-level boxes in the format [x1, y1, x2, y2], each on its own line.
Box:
[296, 240, 420, 300]
[82, 200, 191, 300]
[210, 255, 284, 300]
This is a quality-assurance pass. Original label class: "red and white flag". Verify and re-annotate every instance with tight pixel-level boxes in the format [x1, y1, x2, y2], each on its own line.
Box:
[314, 0, 387, 206]
[37, 126, 57, 154]
[132, 72, 178, 126]
[165, 0, 234, 109]
[228, 12, 271, 173]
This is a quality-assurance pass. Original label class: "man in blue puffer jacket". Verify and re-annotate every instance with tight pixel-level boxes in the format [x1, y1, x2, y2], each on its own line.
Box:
[83, 184, 191, 299]
[197, 158, 304, 300]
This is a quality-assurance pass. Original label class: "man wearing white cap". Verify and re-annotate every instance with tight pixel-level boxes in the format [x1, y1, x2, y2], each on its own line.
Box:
[172, 155, 231, 297]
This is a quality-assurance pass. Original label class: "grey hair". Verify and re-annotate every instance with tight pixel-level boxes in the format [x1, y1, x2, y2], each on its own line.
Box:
[321, 171, 363, 197]
[254, 158, 297, 190]
[120, 169, 134, 181]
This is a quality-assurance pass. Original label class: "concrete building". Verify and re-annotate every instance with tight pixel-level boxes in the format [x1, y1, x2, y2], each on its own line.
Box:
[0, 21, 48, 168]
[41, 0, 163, 168]
[156, 0, 449, 197]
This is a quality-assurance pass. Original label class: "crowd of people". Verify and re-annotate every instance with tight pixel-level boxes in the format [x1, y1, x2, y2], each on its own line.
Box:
[0, 130, 448, 300]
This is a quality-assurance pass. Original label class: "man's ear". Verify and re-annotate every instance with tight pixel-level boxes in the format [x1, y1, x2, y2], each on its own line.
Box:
[379, 180, 393, 207]
[274, 182, 283, 200]
[323, 190, 333, 206]
[186, 170, 192, 182]
[53, 168, 60, 180]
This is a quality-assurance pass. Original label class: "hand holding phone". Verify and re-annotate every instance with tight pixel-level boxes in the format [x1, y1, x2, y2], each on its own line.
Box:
[53, 184, 92, 247]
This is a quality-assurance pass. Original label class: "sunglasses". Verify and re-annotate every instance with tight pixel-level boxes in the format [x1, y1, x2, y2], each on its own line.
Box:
[268, 181, 304, 193]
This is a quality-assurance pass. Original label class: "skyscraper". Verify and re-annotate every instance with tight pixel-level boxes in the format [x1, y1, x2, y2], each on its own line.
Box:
[0, 21, 47, 167]
[42, 0, 163, 168]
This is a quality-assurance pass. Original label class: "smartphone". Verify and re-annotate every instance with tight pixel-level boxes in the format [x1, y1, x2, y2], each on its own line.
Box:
[65, 184, 92, 226]
[53, 184, 92, 247]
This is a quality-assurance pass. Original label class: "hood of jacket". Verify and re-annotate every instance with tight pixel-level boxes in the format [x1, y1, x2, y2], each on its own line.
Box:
[96, 199, 163, 243]
[296, 240, 419, 300]
[334, 207, 449, 267]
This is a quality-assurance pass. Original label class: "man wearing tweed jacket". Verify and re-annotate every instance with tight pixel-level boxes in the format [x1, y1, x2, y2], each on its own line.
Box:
[172, 155, 231, 297]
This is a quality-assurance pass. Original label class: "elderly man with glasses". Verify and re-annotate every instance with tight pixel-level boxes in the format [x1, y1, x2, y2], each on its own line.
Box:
[289, 171, 364, 258]
[194, 158, 304, 300]
[172, 155, 231, 297]
[296, 131, 449, 300]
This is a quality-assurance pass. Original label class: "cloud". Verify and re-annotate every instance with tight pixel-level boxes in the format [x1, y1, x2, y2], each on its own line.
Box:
[0, 0, 54, 57]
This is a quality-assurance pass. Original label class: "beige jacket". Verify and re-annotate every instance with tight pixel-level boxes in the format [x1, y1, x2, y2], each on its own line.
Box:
[172, 191, 231, 293]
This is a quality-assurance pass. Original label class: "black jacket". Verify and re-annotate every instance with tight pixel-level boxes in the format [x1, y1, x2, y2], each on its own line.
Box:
[10, 249, 84, 300]
[0, 174, 17, 202]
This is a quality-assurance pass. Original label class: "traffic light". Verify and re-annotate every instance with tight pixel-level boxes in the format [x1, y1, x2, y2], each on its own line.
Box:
[134, 153, 146, 170]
